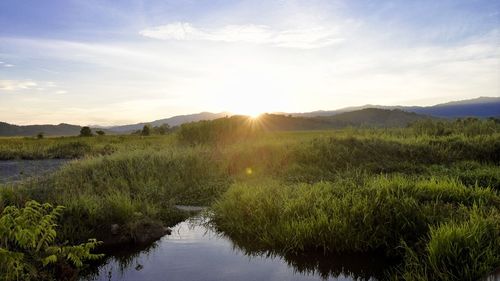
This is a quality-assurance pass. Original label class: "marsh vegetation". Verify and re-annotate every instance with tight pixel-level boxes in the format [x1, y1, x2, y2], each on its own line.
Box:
[0, 116, 499, 280]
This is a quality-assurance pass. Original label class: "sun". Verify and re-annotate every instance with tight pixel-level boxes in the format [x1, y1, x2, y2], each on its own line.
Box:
[240, 110, 263, 119]
[231, 106, 264, 119]
[214, 79, 292, 119]
[247, 111, 262, 119]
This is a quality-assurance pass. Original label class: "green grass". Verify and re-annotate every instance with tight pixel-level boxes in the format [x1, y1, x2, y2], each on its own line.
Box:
[0, 134, 177, 160]
[211, 177, 499, 252]
[1, 147, 229, 243]
[211, 177, 499, 280]
[402, 208, 500, 281]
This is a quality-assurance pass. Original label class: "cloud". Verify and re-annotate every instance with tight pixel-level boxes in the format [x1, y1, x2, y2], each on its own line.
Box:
[139, 22, 343, 49]
[0, 80, 63, 93]
[0, 80, 37, 91]
[0, 61, 14, 67]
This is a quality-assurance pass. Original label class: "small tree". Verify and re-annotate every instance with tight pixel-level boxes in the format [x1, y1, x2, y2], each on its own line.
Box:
[36, 132, 44, 139]
[155, 124, 170, 135]
[141, 125, 151, 136]
[79, 126, 93, 137]
[96, 130, 105, 136]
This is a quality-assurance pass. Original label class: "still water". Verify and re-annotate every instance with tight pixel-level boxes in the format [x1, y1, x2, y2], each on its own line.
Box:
[0, 159, 68, 183]
[82, 217, 387, 281]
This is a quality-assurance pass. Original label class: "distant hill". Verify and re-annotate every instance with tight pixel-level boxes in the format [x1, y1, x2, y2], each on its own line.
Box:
[293, 97, 500, 118]
[408, 97, 500, 118]
[320, 108, 432, 127]
[0, 122, 83, 137]
[260, 108, 432, 131]
[109, 112, 231, 133]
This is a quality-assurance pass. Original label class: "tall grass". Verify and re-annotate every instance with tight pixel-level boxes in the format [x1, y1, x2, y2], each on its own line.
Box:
[287, 135, 500, 182]
[212, 177, 499, 253]
[1, 147, 230, 243]
[0, 134, 176, 160]
[211, 177, 500, 280]
[402, 208, 500, 281]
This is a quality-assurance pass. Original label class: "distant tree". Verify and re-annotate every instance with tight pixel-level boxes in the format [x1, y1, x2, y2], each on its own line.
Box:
[155, 124, 171, 135]
[96, 130, 105, 136]
[36, 132, 44, 139]
[79, 126, 93, 137]
[141, 125, 151, 136]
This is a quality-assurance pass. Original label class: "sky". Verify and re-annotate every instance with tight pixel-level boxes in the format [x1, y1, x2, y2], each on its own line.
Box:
[0, 0, 499, 125]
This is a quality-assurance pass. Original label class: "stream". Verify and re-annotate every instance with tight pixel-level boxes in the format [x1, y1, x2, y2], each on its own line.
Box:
[81, 216, 389, 281]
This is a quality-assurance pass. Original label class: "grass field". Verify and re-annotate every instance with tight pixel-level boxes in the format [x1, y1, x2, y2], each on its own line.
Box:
[1, 118, 499, 280]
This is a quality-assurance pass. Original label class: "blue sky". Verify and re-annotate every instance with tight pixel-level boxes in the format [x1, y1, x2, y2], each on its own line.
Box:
[1, 0, 499, 125]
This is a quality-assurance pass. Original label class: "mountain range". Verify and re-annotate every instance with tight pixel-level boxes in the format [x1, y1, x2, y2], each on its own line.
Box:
[1, 96, 498, 136]
[0, 122, 83, 137]
[292, 97, 500, 118]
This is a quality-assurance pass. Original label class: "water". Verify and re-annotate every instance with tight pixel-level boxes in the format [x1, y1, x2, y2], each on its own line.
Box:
[82, 217, 388, 281]
[0, 159, 68, 184]
[482, 267, 500, 281]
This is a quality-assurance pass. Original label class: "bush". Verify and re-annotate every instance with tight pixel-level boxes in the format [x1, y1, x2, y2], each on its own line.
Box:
[141, 125, 151, 136]
[178, 116, 262, 145]
[79, 127, 92, 137]
[0, 201, 102, 281]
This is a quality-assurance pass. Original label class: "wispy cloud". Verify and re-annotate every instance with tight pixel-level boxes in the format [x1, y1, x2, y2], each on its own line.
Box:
[0, 80, 37, 91]
[0, 61, 14, 67]
[0, 80, 64, 93]
[139, 22, 343, 49]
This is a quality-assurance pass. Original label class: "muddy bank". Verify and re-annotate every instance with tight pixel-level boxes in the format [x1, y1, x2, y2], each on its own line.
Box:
[97, 205, 205, 250]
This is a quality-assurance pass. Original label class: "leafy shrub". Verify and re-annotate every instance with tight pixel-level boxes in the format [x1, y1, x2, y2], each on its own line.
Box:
[0, 201, 102, 281]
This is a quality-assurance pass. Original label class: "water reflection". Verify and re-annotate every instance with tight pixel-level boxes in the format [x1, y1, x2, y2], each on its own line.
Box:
[82, 216, 391, 281]
[215, 222, 393, 281]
